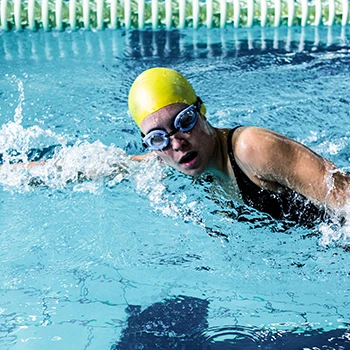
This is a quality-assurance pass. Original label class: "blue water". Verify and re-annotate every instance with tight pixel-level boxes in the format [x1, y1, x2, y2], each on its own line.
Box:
[0, 26, 349, 349]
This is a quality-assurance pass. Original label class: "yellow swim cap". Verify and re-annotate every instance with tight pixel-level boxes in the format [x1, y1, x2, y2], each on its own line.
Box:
[128, 67, 206, 128]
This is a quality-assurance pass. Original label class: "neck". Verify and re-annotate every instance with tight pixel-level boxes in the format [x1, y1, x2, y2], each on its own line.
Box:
[206, 127, 232, 179]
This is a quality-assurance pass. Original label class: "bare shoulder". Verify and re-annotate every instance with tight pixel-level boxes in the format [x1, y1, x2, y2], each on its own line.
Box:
[233, 126, 289, 162]
[235, 126, 288, 144]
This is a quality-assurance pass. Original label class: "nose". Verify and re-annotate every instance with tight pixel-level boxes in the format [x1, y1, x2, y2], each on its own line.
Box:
[170, 133, 188, 151]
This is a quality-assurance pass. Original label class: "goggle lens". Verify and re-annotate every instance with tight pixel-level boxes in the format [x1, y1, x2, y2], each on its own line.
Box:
[174, 106, 198, 131]
[149, 132, 168, 148]
[142, 129, 169, 151]
[142, 104, 199, 151]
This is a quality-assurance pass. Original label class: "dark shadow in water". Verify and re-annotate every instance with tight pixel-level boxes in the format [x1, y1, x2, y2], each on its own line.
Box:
[112, 295, 209, 349]
[112, 295, 350, 350]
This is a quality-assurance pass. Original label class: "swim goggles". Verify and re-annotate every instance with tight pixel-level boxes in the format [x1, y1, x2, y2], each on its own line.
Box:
[141, 100, 201, 151]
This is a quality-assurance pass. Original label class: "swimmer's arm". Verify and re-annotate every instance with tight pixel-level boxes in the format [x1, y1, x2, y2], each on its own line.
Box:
[234, 126, 350, 209]
[0, 161, 44, 169]
[1, 154, 155, 181]
[131, 153, 155, 161]
[2, 152, 153, 168]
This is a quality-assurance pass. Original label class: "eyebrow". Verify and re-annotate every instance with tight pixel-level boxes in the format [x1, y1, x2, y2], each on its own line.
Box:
[145, 126, 167, 134]
[144, 112, 180, 135]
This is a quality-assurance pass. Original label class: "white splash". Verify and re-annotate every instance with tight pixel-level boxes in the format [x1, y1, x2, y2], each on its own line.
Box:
[319, 219, 350, 247]
[131, 159, 206, 224]
[33, 141, 131, 189]
[0, 76, 133, 193]
[319, 166, 350, 247]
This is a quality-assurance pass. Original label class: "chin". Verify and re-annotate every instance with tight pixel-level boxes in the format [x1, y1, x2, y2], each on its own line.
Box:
[179, 166, 205, 177]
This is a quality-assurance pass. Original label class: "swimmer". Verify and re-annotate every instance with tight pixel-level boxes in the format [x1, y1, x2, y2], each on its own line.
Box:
[128, 67, 350, 225]
[2, 67, 349, 225]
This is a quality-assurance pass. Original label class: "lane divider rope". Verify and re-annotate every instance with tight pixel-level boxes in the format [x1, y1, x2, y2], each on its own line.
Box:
[0, 0, 349, 31]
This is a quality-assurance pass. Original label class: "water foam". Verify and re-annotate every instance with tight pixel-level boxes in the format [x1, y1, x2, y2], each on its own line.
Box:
[0, 76, 134, 193]
[318, 201, 350, 247]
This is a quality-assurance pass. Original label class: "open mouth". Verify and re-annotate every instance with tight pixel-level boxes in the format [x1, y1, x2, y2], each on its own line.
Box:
[179, 151, 198, 165]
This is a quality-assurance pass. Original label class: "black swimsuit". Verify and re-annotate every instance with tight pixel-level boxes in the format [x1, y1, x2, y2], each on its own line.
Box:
[227, 127, 326, 226]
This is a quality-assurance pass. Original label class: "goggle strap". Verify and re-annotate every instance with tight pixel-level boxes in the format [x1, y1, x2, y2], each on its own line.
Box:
[196, 96, 202, 112]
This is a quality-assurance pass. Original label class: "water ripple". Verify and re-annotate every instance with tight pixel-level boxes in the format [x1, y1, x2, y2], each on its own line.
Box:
[202, 325, 265, 346]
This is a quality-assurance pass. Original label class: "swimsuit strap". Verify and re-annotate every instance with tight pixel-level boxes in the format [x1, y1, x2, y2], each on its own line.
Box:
[227, 126, 242, 179]
[227, 126, 270, 209]
[227, 126, 262, 199]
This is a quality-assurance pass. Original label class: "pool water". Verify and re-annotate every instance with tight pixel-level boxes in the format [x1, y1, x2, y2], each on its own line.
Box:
[0, 26, 349, 349]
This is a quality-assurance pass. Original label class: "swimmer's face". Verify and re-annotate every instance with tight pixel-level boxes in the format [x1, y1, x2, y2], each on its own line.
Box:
[140, 103, 215, 176]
